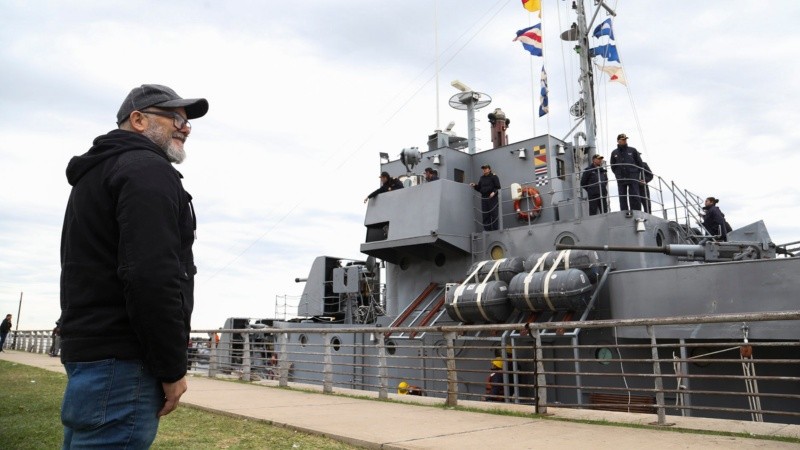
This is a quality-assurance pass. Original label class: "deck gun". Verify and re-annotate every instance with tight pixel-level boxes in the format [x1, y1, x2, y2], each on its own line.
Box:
[556, 241, 771, 262]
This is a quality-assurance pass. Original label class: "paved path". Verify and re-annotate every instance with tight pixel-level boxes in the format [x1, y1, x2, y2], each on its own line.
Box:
[3, 350, 798, 449]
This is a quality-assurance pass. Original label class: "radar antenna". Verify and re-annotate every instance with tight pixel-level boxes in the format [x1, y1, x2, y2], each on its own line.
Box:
[448, 80, 491, 154]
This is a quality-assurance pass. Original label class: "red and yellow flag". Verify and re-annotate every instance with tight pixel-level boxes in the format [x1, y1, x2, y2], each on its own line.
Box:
[522, 0, 541, 13]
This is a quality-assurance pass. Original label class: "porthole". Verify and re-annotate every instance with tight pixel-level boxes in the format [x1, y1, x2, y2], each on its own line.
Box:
[386, 340, 396, 355]
[656, 230, 665, 247]
[490, 245, 505, 260]
[557, 233, 576, 246]
[595, 347, 613, 365]
[690, 346, 712, 367]
[434, 253, 446, 267]
[331, 336, 341, 352]
[298, 334, 308, 347]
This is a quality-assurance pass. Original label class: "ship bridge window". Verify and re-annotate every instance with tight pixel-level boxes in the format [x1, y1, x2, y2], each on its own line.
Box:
[454, 168, 465, 183]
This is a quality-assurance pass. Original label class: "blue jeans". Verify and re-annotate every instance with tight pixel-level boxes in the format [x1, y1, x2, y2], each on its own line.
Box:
[0, 331, 8, 350]
[62, 359, 163, 449]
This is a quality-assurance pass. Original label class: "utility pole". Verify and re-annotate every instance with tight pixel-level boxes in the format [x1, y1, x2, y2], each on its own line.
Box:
[12, 291, 22, 349]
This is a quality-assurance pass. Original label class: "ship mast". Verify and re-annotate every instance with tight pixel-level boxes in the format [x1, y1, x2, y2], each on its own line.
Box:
[574, 0, 597, 155]
[565, 0, 616, 158]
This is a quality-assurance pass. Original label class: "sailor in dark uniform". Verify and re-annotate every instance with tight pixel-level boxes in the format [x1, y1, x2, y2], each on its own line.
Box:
[609, 133, 644, 211]
[470, 164, 501, 231]
[580, 154, 609, 215]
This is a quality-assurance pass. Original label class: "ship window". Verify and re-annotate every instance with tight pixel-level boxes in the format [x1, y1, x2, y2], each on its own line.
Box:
[454, 168, 465, 183]
[366, 222, 389, 242]
[330, 336, 341, 352]
[557, 159, 566, 181]
[386, 340, 396, 355]
[298, 334, 308, 347]
[490, 245, 505, 260]
[434, 253, 446, 267]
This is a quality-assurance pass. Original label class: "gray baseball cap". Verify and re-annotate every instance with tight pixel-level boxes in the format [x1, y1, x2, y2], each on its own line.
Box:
[116, 84, 208, 125]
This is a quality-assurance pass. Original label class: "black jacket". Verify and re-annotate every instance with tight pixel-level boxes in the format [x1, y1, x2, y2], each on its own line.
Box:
[367, 178, 404, 199]
[473, 173, 501, 198]
[60, 129, 195, 382]
[0, 318, 11, 334]
[580, 164, 608, 198]
[702, 204, 727, 241]
[610, 145, 643, 181]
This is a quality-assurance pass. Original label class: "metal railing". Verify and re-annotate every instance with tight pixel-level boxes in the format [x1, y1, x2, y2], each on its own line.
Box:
[484, 164, 710, 239]
[10, 311, 799, 425]
[187, 310, 800, 425]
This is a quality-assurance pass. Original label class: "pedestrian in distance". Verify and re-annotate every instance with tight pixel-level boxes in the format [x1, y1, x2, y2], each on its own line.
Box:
[580, 154, 609, 215]
[471, 164, 501, 231]
[59, 84, 208, 448]
[610, 133, 644, 211]
[0, 314, 12, 351]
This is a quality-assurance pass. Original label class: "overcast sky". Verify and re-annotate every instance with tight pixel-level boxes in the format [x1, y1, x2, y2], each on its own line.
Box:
[1, 0, 798, 330]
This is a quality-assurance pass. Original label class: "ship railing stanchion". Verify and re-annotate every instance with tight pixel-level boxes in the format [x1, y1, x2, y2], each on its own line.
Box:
[376, 333, 388, 400]
[278, 332, 289, 387]
[533, 327, 547, 414]
[444, 331, 458, 407]
[647, 325, 671, 426]
[241, 332, 251, 382]
[572, 335, 583, 407]
[322, 332, 333, 394]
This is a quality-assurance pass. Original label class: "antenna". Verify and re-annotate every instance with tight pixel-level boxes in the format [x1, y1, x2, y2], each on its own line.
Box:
[448, 80, 491, 154]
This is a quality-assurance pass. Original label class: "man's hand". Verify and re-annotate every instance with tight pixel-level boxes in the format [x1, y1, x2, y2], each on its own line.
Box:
[158, 377, 188, 417]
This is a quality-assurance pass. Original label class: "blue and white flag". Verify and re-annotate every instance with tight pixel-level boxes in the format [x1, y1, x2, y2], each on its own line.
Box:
[513, 23, 543, 57]
[593, 18, 614, 40]
[589, 44, 620, 62]
[539, 66, 549, 117]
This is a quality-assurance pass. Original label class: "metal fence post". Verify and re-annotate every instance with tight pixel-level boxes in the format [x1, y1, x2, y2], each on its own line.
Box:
[376, 332, 388, 400]
[534, 329, 548, 414]
[242, 332, 251, 382]
[647, 325, 669, 426]
[208, 341, 218, 378]
[278, 332, 289, 387]
[444, 331, 458, 407]
[322, 333, 333, 394]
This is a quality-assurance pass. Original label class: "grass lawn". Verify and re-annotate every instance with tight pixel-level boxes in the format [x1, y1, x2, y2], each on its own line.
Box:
[0, 360, 357, 449]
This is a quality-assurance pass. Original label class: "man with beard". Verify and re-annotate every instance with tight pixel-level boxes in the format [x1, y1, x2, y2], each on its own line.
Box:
[59, 84, 208, 448]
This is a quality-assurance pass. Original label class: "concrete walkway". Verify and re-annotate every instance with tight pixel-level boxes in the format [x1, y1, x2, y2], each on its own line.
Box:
[3, 350, 798, 449]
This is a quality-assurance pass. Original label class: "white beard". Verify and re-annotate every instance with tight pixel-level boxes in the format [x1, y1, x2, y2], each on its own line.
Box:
[143, 125, 186, 164]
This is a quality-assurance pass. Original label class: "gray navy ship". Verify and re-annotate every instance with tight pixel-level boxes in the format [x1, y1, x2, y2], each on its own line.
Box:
[219, 0, 800, 425]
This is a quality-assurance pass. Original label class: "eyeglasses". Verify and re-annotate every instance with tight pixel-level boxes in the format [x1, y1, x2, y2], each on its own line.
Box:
[140, 109, 191, 131]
